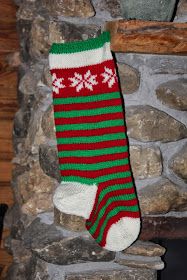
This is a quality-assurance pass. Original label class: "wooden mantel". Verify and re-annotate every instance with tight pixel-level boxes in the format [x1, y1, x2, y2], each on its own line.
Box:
[105, 20, 187, 55]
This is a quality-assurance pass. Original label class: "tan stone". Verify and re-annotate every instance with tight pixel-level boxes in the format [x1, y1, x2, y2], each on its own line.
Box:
[169, 144, 187, 182]
[17, 162, 57, 202]
[130, 146, 162, 179]
[44, 0, 95, 18]
[115, 255, 164, 270]
[54, 207, 85, 232]
[41, 106, 56, 140]
[123, 240, 166, 257]
[156, 79, 187, 111]
[118, 63, 140, 94]
[30, 16, 50, 59]
[22, 193, 53, 215]
[138, 178, 187, 215]
[126, 105, 187, 142]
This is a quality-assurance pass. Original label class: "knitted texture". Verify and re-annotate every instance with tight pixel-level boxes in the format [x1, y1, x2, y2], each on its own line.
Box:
[49, 31, 141, 251]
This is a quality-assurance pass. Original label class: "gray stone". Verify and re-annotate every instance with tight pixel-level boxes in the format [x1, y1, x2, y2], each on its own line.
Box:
[138, 178, 187, 215]
[41, 63, 52, 89]
[54, 207, 85, 232]
[115, 254, 164, 270]
[169, 144, 187, 182]
[18, 71, 37, 97]
[116, 53, 187, 75]
[118, 63, 140, 94]
[66, 268, 157, 280]
[41, 106, 56, 140]
[23, 218, 63, 249]
[120, 0, 177, 21]
[57, 21, 100, 44]
[93, 0, 122, 18]
[156, 79, 187, 111]
[44, 0, 95, 17]
[130, 145, 162, 179]
[29, 18, 100, 59]
[27, 258, 157, 280]
[32, 235, 115, 265]
[13, 108, 31, 138]
[17, 19, 32, 61]
[39, 143, 61, 182]
[23, 218, 114, 265]
[123, 240, 166, 257]
[126, 105, 187, 142]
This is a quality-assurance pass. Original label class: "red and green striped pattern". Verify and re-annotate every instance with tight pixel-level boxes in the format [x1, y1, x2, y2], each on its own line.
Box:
[52, 78, 140, 247]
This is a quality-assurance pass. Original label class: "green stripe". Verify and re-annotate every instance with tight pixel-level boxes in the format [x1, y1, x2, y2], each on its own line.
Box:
[59, 158, 129, 171]
[61, 171, 131, 185]
[56, 119, 124, 132]
[95, 205, 139, 243]
[53, 92, 120, 105]
[58, 146, 128, 157]
[98, 182, 134, 204]
[91, 182, 134, 220]
[57, 132, 125, 144]
[89, 195, 137, 235]
[50, 31, 110, 54]
[54, 106, 122, 118]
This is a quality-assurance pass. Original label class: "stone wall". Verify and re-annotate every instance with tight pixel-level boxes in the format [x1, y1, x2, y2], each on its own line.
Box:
[3, 0, 187, 279]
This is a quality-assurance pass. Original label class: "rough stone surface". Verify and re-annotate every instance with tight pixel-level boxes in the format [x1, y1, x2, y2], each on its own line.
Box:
[13, 108, 31, 138]
[39, 143, 61, 182]
[41, 63, 52, 89]
[156, 79, 187, 110]
[138, 178, 187, 215]
[123, 240, 166, 257]
[30, 18, 100, 59]
[126, 105, 187, 142]
[41, 106, 55, 139]
[22, 192, 54, 215]
[57, 21, 100, 44]
[120, 0, 176, 21]
[66, 268, 157, 280]
[93, 0, 122, 18]
[118, 63, 140, 94]
[176, 0, 187, 17]
[115, 254, 164, 270]
[29, 16, 50, 59]
[17, 0, 36, 20]
[22, 218, 115, 265]
[16, 162, 57, 202]
[169, 144, 187, 182]
[54, 207, 85, 232]
[44, 0, 95, 17]
[32, 235, 115, 265]
[130, 145, 162, 179]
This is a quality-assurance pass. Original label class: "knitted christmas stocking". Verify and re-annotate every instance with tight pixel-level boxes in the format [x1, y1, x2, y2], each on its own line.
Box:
[49, 31, 141, 251]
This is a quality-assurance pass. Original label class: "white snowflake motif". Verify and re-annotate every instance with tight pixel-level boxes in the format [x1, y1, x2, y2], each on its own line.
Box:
[68, 70, 98, 92]
[101, 67, 117, 88]
[52, 73, 65, 94]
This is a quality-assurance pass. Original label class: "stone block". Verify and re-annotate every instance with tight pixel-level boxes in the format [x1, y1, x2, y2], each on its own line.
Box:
[118, 63, 140, 94]
[126, 105, 187, 142]
[130, 145, 162, 179]
[156, 79, 187, 110]
[169, 144, 187, 182]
